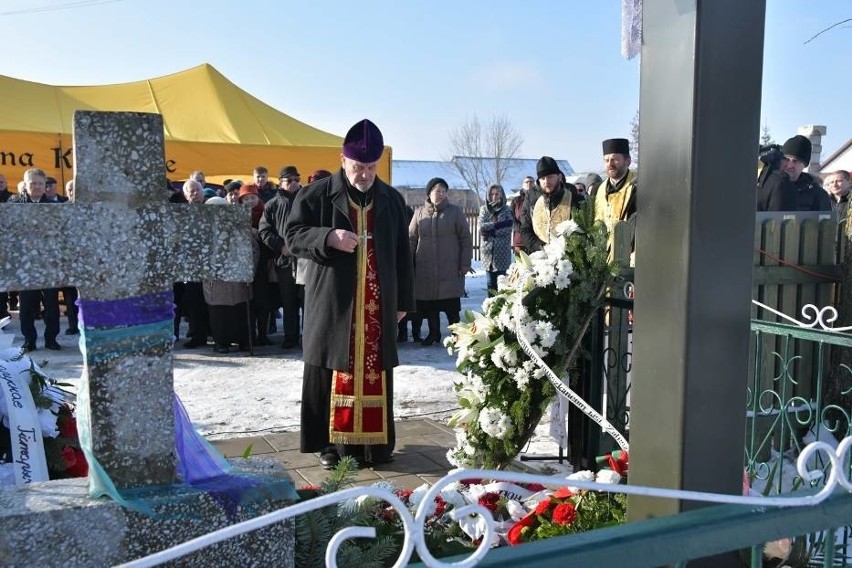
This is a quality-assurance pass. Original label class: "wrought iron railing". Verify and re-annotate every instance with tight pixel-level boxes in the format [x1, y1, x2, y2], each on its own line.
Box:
[119, 438, 851, 567]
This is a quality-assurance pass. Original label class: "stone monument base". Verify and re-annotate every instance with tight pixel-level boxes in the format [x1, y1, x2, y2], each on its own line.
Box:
[0, 458, 297, 567]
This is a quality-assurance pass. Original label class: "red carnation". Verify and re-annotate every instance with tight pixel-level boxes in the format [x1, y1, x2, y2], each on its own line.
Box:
[552, 502, 577, 526]
[396, 488, 413, 503]
[552, 487, 574, 500]
[61, 447, 88, 478]
[57, 411, 79, 440]
[433, 495, 446, 517]
[534, 498, 553, 515]
[478, 492, 500, 514]
[507, 513, 537, 546]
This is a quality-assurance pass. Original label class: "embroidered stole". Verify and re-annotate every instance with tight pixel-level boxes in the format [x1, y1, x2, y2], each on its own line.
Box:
[532, 191, 572, 244]
[329, 198, 388, 445]
[594, 172, 636, 231]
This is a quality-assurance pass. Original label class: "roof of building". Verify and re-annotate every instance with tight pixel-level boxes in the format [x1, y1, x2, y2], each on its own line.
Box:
[820, 138, 852, 172]
[392, 160, 469, 189]
[392, 156, 574, 191]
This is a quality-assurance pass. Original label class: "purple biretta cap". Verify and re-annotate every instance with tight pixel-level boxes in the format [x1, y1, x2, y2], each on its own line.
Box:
[342, 119, 384, 163]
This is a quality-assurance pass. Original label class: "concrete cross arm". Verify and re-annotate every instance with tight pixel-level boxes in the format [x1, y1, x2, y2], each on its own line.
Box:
[0, 202, 254, 300]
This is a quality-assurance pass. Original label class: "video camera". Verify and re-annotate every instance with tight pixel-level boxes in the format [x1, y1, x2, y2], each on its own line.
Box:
[759, 144, 783, 170]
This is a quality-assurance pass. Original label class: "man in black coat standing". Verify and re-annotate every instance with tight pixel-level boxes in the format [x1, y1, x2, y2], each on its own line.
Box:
[285, 119, 414, 469]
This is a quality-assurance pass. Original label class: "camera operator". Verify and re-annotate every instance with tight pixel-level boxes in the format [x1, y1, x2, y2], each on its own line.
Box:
[756, 144, 797, 212]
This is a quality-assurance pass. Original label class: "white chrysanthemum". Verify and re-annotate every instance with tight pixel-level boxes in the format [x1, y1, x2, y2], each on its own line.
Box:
[567, 469, 596, 491]
[409, 483, 436, 515]
[543, 235, 566, 259]
[501, 344, 518, 367]
[558, 258, 574, 276]
[440, 485, 467, 509]
[534, 262, 557, 287]
[506, 499, 528, 521]
[478, 406, 512, 439]
[532, 364, 547, 379]
[490, 341, 517, 371]
[535, 321, 559, 349]
[517, 320, 538, 345]
[513, 368, 530, 390]
[596, 469, 622, 484]
[554, 271, 572, 290]
[496, 302, 515, 331]
[556, 219, 580, 236]
[567, 470, 596, 481]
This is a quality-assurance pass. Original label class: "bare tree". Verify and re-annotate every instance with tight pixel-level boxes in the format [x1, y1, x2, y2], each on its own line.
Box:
[630, 110, 640, 166]
[447, 114, 523, 206]
[760, 120, 775, 146]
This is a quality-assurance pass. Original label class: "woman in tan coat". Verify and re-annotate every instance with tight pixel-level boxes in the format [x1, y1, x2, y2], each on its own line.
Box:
[409, 178, 473, 346]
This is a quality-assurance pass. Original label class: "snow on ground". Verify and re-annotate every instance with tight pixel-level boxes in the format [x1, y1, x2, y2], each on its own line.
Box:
[4, 268, 573, 473]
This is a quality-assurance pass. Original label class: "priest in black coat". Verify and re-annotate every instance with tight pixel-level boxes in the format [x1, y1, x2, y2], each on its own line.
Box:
[285, 119, 414, 469]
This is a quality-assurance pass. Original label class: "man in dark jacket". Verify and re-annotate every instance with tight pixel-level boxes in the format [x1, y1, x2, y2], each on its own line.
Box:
[285, 119, 414, 469]
[9, 168, 62, 351]
[259, 165, 304, 349]
[780, 135, 831, 212]
[756, 144, 797, 212]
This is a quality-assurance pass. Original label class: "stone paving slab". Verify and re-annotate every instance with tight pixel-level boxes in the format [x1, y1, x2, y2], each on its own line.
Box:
[209, 418, 457, 490]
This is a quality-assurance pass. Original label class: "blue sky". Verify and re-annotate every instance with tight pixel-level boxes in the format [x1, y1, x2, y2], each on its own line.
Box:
[2, 0, 850, 173]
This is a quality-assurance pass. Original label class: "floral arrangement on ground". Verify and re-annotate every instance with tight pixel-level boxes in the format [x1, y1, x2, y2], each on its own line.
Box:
[445, 201, 615, 469]
[294, 456, 627, 567]
[0, 348, 87, 485]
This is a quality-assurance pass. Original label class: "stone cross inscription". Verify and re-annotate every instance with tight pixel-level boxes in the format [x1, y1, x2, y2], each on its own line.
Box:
[0, 111, 253, 488]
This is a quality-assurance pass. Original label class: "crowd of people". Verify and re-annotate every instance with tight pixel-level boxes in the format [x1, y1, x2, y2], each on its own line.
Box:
[1, 124, 848, 469]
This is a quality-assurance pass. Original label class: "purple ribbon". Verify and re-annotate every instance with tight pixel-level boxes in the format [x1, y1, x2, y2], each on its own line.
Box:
[78, 290, 174, 329]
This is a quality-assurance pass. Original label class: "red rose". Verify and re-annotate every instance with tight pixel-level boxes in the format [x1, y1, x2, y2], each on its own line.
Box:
[507, 514, 537, 546]
[534, 498, 553, 515]
[552, 502, 577, 526]
[552, 487, 574, 500]
[524, 483, 546, 492]
[478, 492, 500, 514]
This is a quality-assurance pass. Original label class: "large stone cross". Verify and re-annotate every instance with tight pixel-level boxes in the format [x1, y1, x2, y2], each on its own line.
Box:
[0, 111, 253, 488]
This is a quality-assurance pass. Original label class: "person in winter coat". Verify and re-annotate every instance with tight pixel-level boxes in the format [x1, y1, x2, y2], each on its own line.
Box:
[202, 197, 258, 353]
[478, 183, 514, 295]
[409, 177, 473, 346]
[520, 156, 576, 253]
[238, 184, 274, 346]
[285, 119, 414, 470]
[780, 135, 831, 212]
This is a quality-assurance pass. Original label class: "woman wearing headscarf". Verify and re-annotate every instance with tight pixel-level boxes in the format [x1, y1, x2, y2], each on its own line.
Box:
[409, 177, 473, 346]
[478, 183, 514, 295]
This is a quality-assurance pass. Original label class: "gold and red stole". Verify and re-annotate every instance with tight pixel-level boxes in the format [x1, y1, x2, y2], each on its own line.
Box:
[329, 197, 388, 445]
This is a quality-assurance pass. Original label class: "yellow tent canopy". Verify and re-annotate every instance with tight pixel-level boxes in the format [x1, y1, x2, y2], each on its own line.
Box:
[0, 63, 391, 192]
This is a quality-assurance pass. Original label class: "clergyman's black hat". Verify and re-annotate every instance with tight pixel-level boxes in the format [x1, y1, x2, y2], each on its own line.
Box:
[602, 138, 630, 156]
[536, 156, 562, 179]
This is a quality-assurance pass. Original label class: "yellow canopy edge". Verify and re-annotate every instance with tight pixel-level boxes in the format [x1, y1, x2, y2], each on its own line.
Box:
[0, 63, 391, 190]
